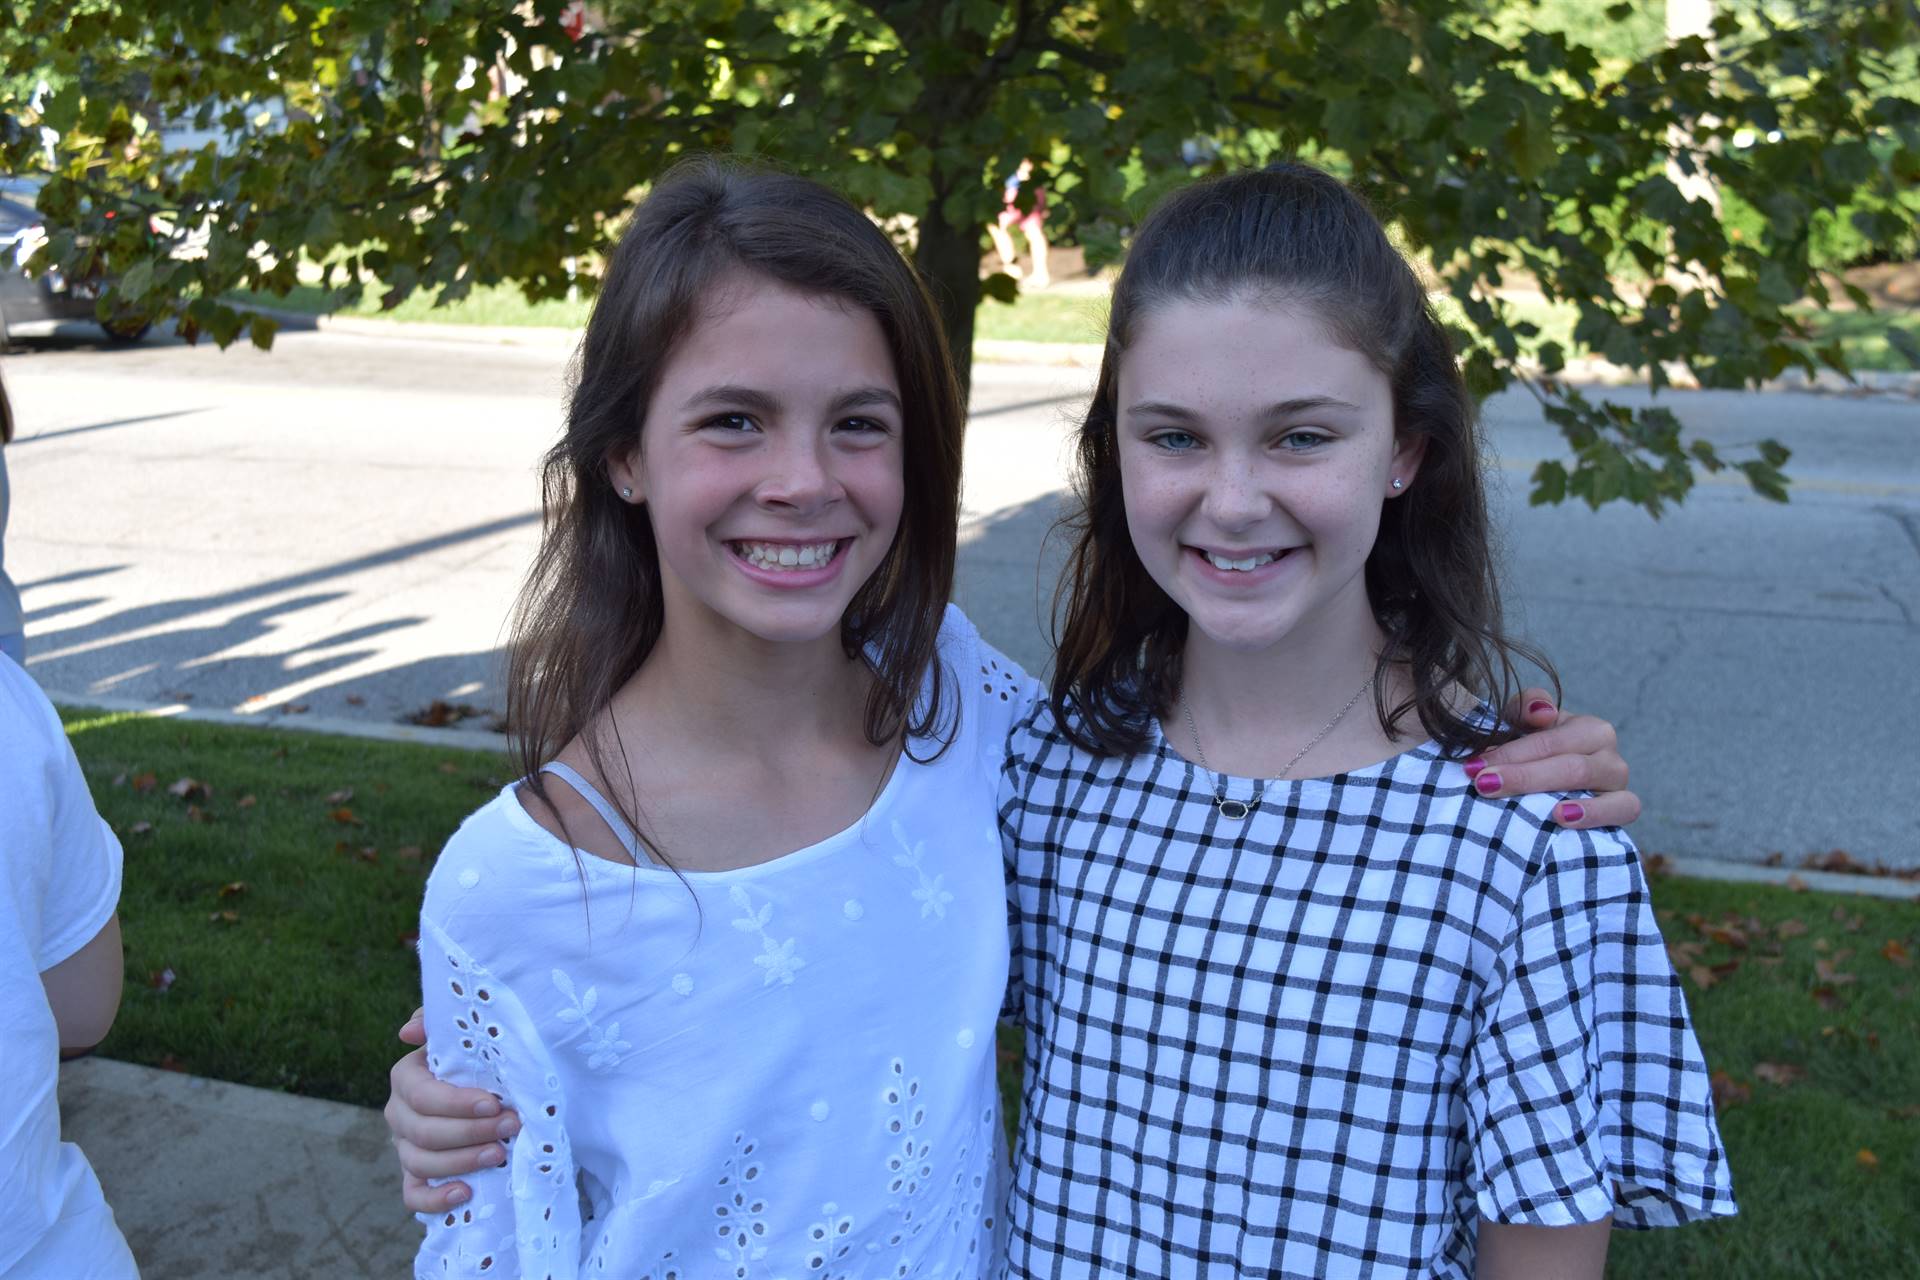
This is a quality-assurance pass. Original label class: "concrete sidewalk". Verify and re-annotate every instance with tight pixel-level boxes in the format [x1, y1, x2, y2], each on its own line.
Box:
[58, 1057, 416, 1279]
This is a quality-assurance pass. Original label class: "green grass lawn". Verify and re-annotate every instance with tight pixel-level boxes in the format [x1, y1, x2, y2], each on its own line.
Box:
[236, 273, 1915, 378]
[64, 710, 1919, 1276]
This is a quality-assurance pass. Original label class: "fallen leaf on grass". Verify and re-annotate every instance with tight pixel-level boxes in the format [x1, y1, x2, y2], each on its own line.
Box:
[130, 771, 158, 793]
[218, 881, 247, 898]
[157, 1054, 188, 1073]
[1857, 1149, 1879, 1171]
[1814, 938, 1832, 953]
[127, 821, 153, 837]
[1890, 1105, 1920, 1120]
[1641, 852, 1673, 878]
[148, 967, 175, 992]
[1777, 918, 1809, 939]
[324, 787, 355, 805]
[1832, 907, 1865, 933]
[355, 846, 379, 863]
[1709, 1071, 1750, 1109]
[1812, 985, 1845, 1011]
[1754, 1061, 1806, 1087]
[1883, 940, 1912, 967]
[208, 910, 239, 924]
[1710, 960, 1743, 980]
[1688, 965, 1716, 991]
[185, 804, 212, 824]
[396, 845, 423, 861]
[167, 777, 208, 800]
[236, 794, 257, 809]
[330, 807, 361, 826]
[111, 771, 127, 787]
[437, 761, 460, 775]
[1706, 924, 1750, 949]
[1814, 958, 1857, 986]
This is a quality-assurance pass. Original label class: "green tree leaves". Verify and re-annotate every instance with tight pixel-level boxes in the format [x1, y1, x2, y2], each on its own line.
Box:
[4, 0, 1914, 514]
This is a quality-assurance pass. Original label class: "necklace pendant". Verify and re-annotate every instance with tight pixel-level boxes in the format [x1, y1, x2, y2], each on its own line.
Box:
[1217, 796, 1253, 821]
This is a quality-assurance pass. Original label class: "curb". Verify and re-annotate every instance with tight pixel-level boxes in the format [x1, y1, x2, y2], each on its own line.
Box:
[54, 691, 1920, 896]
[1660, 855, 1920, 902]
[49, 689, 510, 755]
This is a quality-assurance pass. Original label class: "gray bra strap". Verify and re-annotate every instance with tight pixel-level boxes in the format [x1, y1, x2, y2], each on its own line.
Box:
[539, 761, 643, 861]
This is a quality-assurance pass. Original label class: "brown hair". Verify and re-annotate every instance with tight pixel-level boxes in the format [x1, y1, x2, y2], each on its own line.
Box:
[1051, 162, 1555, 757]
[509, 158, 965, 862]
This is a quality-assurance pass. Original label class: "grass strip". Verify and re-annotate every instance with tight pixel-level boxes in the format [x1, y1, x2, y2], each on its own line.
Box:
[64, 710, 1918, 1276]
[232, 275, 1915, 375]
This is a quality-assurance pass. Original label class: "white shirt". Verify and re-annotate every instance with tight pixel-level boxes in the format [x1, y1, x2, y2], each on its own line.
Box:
[416, 608, 1030, 1280]
[0, 656, 139, 1280]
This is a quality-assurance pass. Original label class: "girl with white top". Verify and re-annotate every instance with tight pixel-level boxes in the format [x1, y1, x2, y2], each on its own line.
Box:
[393, 160, 1644, 1278]
[410, 161, 1025, 1279]
[0, 653, 139, 1279]
[998, 163, 1734, 1278]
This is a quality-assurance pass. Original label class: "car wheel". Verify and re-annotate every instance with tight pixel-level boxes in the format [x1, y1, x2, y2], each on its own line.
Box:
[99, 317, 151, 344]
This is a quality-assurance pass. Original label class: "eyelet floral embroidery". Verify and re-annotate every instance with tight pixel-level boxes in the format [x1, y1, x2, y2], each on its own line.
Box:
[712, 1130, 770, 1277]
[730, 884, 806, 986]
[552, 969, 630, 1071]
[892, 821, 953, 919]
[802, 1201, 857, 1276]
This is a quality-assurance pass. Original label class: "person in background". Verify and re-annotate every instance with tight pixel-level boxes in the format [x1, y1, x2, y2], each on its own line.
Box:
[987, 159, 1051, 290]
[0, 650, 139, 1278]
[0, 366, 24, 664]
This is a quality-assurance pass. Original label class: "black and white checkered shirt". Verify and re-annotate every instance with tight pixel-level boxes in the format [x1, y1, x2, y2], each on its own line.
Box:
[998, 697, 1735, 1279]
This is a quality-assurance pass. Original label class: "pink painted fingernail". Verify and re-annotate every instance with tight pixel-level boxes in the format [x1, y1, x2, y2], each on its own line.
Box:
[1474, 771, 1502, 796]
[1529, 699, 1555, 716]
[1558, 801, 1585, 823]
[1463, 757, 1487, 778]
[447, 1185, 470, 1205]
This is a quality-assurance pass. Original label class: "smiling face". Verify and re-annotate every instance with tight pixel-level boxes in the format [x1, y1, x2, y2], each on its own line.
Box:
[608, 275, 905, 651]
[1115, 294, 1425, 660]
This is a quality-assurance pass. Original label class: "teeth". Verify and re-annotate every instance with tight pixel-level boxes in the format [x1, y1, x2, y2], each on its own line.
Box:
[1204, 550, 1279, 571]
[737, 540, 840, 570]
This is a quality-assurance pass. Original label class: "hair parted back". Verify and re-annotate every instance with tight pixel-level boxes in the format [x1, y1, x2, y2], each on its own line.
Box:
[1051, 160, 1555, 758]
[509, 158, 964, 863]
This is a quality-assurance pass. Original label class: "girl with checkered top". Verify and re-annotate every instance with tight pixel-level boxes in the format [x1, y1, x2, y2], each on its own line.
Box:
[997, 163, 1734, 1278]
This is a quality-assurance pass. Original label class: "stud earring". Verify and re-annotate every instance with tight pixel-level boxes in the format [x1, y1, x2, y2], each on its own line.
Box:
[620, 486, 633, 499]
[1390, 478, 1404, 491]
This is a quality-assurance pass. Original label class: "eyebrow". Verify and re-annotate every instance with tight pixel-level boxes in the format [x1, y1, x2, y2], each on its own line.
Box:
[678, 384, 903, 416]
[1124, 395, 1363, 420]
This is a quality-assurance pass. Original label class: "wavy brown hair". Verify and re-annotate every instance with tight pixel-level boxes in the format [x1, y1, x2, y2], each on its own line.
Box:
[510, 159, 964, 862]
[1051, 162, 1555, 758]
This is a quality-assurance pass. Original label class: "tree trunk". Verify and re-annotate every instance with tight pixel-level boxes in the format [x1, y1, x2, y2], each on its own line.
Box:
[913, 193, 984, 402]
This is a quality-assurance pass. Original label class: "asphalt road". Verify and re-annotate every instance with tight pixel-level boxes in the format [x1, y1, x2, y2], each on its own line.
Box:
[5, 325, 1915, 867]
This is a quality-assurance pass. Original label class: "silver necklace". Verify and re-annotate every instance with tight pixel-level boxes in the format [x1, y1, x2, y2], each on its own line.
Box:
[1181, 676, 1374, 820]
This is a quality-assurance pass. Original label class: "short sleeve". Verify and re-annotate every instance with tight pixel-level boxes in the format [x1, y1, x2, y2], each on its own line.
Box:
[1464, 823, 1737, 1230]
[415, 917, 582, 1280]
[0, 658, 122, 971]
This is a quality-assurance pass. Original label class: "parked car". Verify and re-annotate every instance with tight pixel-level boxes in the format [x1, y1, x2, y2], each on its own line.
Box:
[0, 177, 151, 344]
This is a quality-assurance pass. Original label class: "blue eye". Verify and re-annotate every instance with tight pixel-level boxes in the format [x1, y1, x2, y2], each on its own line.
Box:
[1279, 430, 1328, 451]
[1151, 430, 1199, 453]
